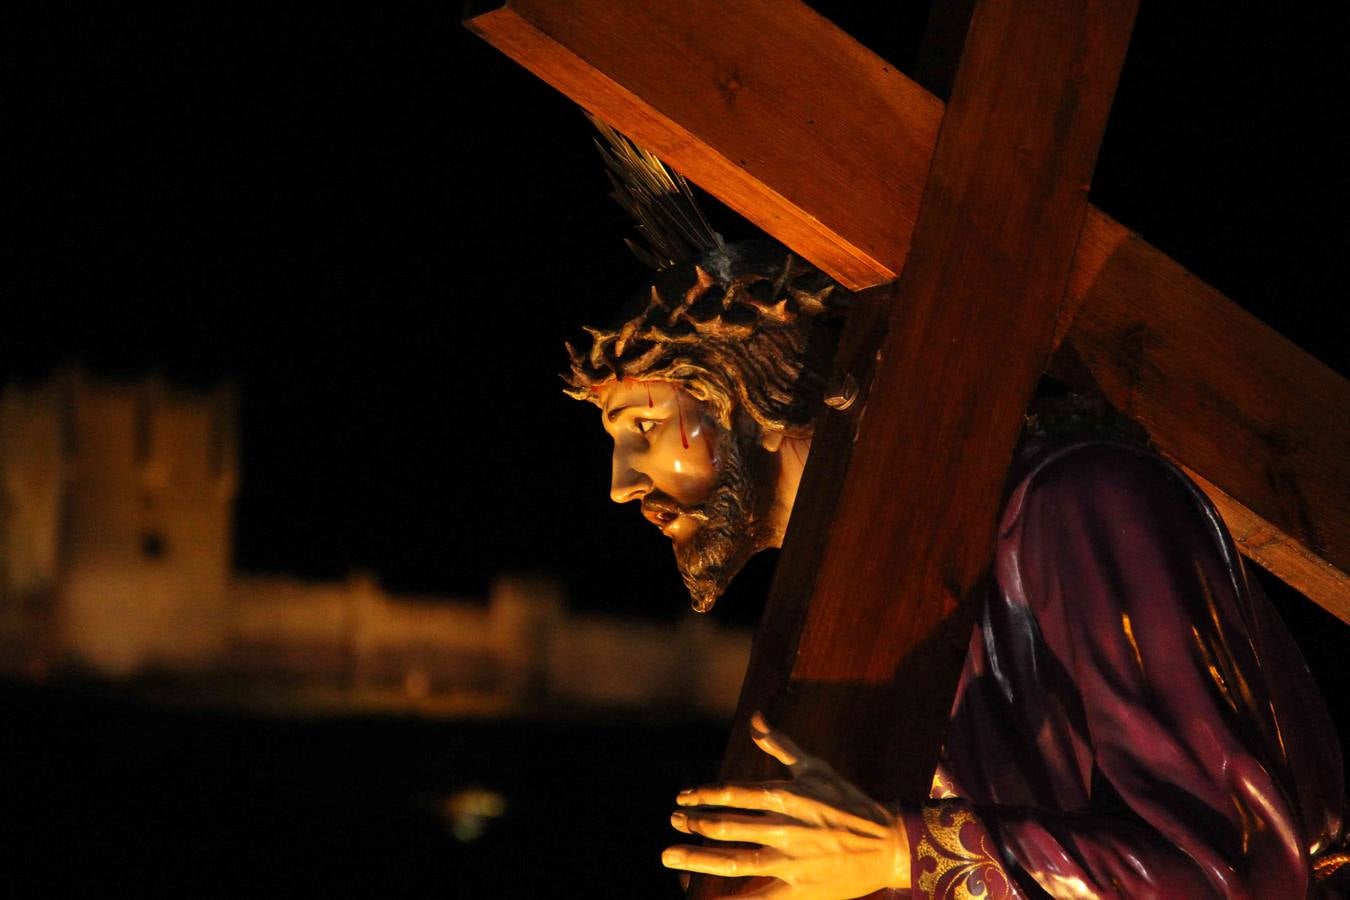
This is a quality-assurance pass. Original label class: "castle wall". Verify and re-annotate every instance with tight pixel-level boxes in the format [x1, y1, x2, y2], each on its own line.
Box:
[488, 575, 564, 700]
[228, 573, 504, 690]
[549, 615, 684, 708]
[226, 572, 751, 716]
[547, 611, 750, 716]
[680, 619, 753, 717]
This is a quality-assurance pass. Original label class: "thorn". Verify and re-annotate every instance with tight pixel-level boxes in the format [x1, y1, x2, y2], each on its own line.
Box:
[772, 254, 795, 299]
[686, 265, 716, 306]
[615, 319, 639, 357]
[793, 285, 834, 315]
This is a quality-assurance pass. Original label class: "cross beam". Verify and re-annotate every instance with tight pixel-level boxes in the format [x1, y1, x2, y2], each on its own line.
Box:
[736, 0, 1138, 783]
[466, 0, 1350, 623]
[684, 3, 1139, 895]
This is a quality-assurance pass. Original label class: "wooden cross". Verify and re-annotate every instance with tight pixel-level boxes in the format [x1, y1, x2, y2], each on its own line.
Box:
[467, 1, 1348, 895]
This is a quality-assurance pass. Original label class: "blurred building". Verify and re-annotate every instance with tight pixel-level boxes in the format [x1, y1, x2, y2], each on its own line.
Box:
[0, 372, 236, 676]
[0, 372, 749, 717]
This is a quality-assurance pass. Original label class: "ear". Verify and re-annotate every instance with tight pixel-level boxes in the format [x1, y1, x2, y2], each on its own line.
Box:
[759, 429, 785, 453]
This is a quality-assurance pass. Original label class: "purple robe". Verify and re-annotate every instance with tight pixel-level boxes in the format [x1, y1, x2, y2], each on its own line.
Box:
[895, 440, 1344, 899]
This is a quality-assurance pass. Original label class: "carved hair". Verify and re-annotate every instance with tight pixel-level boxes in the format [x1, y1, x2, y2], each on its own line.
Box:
[563, 242, 847, 437]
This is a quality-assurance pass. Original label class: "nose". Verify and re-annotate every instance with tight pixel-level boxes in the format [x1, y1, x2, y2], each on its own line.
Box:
[610, 449, 652, 504]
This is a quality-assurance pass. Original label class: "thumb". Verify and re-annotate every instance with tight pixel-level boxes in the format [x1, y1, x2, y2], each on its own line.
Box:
[749, 712, 810, 774]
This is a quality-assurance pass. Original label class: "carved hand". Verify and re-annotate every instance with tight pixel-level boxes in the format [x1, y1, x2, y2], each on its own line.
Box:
[663, 712, 910, 899]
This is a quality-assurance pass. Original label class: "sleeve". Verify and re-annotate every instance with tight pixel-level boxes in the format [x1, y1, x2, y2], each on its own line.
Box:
[904, 444, 1319, 900]
[898, 799, 1031, 899]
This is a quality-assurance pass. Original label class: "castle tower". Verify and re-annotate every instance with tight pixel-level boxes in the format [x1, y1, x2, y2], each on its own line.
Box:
[0, 382, 67, 670]
[0, 381, 65, 606]
[56, 372, 238, 676]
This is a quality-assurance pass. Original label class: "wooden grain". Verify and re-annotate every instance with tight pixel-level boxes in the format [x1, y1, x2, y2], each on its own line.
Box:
[1182, 467, 1350, 623]
[1055, 212, 1350, 620]
[467, 0, 1350, 618]
[693, 1, 1140, 895]
[464, 0, 941, 292]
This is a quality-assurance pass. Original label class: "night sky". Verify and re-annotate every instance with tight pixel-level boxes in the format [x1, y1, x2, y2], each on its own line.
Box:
[4, 2, 1347, 632]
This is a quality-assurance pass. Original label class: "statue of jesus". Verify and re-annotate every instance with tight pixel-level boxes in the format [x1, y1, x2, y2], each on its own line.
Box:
[563, 131, 1346, 899]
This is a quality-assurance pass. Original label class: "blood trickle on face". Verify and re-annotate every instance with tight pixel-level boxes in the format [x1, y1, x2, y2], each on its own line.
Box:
[599, 378, 774, 612]
[600, 379, 718, 547]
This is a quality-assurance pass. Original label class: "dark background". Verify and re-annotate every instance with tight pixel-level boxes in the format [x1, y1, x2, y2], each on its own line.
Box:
[4, 1, 1348, 622]
[2, 2, 1348, 896]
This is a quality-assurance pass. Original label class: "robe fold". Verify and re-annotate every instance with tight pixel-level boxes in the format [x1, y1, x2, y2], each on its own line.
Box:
[890, 440, 1344, 899]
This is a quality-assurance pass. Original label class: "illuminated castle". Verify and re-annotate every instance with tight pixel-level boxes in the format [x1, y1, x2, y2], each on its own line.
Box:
[0, 372, 236, 675]
[0, 373, 749, 716]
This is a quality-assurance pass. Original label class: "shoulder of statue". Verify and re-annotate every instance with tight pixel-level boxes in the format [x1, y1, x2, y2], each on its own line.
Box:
[1001, 432, 1192, 545]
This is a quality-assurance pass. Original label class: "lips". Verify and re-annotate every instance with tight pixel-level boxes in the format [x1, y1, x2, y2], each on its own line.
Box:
[642, 506, 679, 533]
[641, 491, 710, 540]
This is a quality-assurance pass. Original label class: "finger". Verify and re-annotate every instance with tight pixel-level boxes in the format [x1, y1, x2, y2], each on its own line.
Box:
[671, 810, 810, 849]
[661, 843, 784, 878]
[676, 782, 791, 812]
[749, 713, 809, 773]
[680, 785, 887, 839]
[678, 781, 886, 831]
[676, 782, 872, 830]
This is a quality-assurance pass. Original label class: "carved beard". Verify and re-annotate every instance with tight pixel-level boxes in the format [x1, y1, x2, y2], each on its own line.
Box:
[652, 423, 776, 613]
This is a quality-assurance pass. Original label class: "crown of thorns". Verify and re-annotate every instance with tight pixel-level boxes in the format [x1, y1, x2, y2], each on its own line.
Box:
[563, 249, 844, 436]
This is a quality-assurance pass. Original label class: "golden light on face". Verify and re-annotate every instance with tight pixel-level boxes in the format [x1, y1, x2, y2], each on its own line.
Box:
[598, 379, 719, 546]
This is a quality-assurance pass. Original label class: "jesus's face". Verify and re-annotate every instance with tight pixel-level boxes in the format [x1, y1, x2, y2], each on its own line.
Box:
[599, 378, 774, 612]
[601, 378, 719, 542]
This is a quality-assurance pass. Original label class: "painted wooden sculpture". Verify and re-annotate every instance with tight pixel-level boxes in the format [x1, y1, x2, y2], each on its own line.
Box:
[470, 1, 1349, 896]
